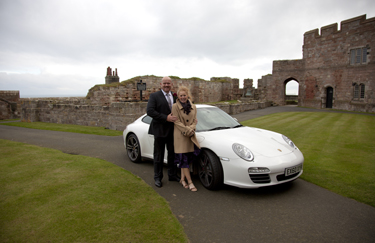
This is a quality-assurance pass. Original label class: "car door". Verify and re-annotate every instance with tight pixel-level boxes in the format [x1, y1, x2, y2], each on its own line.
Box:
[142, 115, 168, 162]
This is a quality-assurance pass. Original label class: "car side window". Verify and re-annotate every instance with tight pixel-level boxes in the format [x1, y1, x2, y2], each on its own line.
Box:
[142, 115, 152, 124]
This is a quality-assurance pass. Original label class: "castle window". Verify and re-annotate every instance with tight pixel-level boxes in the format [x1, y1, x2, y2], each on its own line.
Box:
[360, 84, 365, 98]
[354, 84, 359, 98]
[353, 83, 365, 99]
[350, 47, 367, 65]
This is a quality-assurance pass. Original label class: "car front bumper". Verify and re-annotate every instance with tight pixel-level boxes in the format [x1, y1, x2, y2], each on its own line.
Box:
[219, 151, 304, 188]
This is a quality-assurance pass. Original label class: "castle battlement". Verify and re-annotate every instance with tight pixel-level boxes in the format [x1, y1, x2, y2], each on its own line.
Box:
[304, 14, 375, 39]
[302, 14, 375, 67]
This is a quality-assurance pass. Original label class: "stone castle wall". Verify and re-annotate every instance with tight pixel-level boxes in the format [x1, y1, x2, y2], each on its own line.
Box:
[257, 72, 285, 104]
[20, 99, 147, 131]
[18, 75, 267, 130]
[20, 98, 271, 131]
[86, 76, 243, 106]
[0, 90, 20, 119]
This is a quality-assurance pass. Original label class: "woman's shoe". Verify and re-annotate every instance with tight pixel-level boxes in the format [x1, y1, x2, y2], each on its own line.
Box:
[180, 180, 189, 189]
[188, 183, 197, 192]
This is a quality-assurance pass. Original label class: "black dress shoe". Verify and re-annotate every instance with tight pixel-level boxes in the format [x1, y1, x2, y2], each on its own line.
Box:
[155, 179, 162, 188]
[168, 175, 181, 182]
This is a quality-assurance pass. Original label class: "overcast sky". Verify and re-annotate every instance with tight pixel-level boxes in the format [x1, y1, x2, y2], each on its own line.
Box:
[1, 0, 374, 97]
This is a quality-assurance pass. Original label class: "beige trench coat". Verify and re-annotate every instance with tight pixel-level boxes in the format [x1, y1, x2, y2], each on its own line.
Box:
[172, 99, 201, 153]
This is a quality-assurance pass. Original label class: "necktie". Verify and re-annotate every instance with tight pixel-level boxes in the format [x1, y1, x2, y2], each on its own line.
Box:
[166, 93, 172, 110]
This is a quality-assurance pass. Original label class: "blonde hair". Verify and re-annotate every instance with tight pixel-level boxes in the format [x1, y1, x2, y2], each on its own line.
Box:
[177, 86, 193, 101]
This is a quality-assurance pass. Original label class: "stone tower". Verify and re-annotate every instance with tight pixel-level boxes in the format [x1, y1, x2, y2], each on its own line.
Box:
[105, 66, 119, 84]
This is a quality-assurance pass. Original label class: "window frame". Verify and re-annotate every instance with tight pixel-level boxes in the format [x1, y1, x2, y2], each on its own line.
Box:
[360, 84, 365, 99]
[353, 83, 365, 100]
[350, 47, 368, 65]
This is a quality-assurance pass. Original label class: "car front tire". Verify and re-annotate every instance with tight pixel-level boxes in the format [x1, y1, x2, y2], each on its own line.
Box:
[197, 149, 223, 190]
[126, 133, 142, 163]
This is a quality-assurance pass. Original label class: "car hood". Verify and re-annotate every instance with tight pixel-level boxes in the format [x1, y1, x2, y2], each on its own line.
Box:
[197, 126, 296, 157]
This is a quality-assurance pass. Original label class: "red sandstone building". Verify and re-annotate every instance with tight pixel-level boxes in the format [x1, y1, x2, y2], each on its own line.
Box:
[258, 14, 375, 112]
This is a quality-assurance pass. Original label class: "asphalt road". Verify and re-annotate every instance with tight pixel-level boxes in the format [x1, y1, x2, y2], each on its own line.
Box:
[1, 106, 375, 243]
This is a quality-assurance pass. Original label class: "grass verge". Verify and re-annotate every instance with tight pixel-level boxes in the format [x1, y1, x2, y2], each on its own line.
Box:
[0, 119, 20, 122]
[0, 139, 188, 243]
[241, 112, 375, 207]
[0, 122, 123, 136]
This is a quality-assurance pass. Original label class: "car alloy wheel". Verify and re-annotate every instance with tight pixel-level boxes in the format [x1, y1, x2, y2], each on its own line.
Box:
[126, 133, 142, 163]
[197, 149, 223, 190]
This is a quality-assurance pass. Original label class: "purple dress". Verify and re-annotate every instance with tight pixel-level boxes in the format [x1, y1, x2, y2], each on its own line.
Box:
[174, 145, 201, 168]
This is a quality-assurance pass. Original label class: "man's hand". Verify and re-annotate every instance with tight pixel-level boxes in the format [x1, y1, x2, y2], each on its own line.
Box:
[167, 113, 178, 122]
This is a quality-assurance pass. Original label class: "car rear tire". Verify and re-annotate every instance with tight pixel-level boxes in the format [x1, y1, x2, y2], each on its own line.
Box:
[126, 133, 142, 163]
[197, 149, 223, 190]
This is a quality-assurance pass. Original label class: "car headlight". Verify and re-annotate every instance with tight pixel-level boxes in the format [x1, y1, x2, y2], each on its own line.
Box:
[232, 143, 254, 161]
[282, 135, 299, 150]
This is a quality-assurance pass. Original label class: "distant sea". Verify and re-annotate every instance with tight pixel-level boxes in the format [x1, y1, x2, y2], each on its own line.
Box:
[20, 94, 86, 98]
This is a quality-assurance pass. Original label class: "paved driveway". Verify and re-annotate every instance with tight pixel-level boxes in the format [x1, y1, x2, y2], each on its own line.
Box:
[1, 106, 375, 242]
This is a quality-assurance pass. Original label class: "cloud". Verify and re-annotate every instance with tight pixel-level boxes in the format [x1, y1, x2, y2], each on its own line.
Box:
[0, 72, 93, 97]
[1, 0, 374, 97]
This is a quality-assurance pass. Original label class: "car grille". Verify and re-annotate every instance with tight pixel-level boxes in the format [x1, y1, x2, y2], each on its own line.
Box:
[249, 174, 271, 184]
[276, 172, 300, 182]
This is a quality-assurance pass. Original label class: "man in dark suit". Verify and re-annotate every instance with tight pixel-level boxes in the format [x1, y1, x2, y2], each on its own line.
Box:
[147, 76, 180, 187]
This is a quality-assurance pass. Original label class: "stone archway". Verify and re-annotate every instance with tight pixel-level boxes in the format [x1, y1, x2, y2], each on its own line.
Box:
[284, 78, 300, 105]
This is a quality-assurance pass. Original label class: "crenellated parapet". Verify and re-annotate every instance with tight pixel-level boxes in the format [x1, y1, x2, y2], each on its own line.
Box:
[304, 15, 374, 40]
[303, 14, 375, 68]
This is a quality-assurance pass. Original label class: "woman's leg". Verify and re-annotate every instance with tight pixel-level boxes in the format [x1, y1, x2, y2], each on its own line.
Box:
[181, 168, 186, 181]
[183, 168, 191, 183]
[180, 168, 188, 188]
[183, 168, 197, 192]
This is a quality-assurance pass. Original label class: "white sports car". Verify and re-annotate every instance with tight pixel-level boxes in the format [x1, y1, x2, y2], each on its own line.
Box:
[123, 104, 304, 190]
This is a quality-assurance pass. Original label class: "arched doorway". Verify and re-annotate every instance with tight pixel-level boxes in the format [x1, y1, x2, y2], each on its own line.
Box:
[284, 78, 299, 105]
[326, 87, 333, 108]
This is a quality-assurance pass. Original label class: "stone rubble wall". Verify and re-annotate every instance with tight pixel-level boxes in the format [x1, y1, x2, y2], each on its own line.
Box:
[86, 76, 243, 106]
[20, 99, 147, 131]
[20, 98, 271, 131]
[16, 75, 265, 130]
[0, 91, 20, 120]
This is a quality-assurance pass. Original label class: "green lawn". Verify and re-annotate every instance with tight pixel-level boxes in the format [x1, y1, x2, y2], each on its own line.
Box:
[241, 112, 375, 207]
[1, 111, 374, 241]
[0, 139, 188, 243]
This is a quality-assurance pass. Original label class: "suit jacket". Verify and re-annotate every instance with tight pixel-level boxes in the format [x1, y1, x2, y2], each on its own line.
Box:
[147, 90, 174, 137]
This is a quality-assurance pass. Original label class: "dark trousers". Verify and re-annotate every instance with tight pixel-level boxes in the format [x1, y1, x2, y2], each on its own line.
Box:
[153, 134, 177, 181]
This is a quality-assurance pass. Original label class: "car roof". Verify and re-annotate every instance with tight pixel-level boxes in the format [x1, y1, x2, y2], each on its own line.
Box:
[195, 104, 216, 108]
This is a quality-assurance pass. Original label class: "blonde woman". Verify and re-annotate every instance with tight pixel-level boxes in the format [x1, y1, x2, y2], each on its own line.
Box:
[172, 86, 201, 192]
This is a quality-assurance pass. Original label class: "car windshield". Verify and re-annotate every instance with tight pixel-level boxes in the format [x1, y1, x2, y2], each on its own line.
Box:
[141, 107, 242, 131]
[196, 107, 241, 132]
